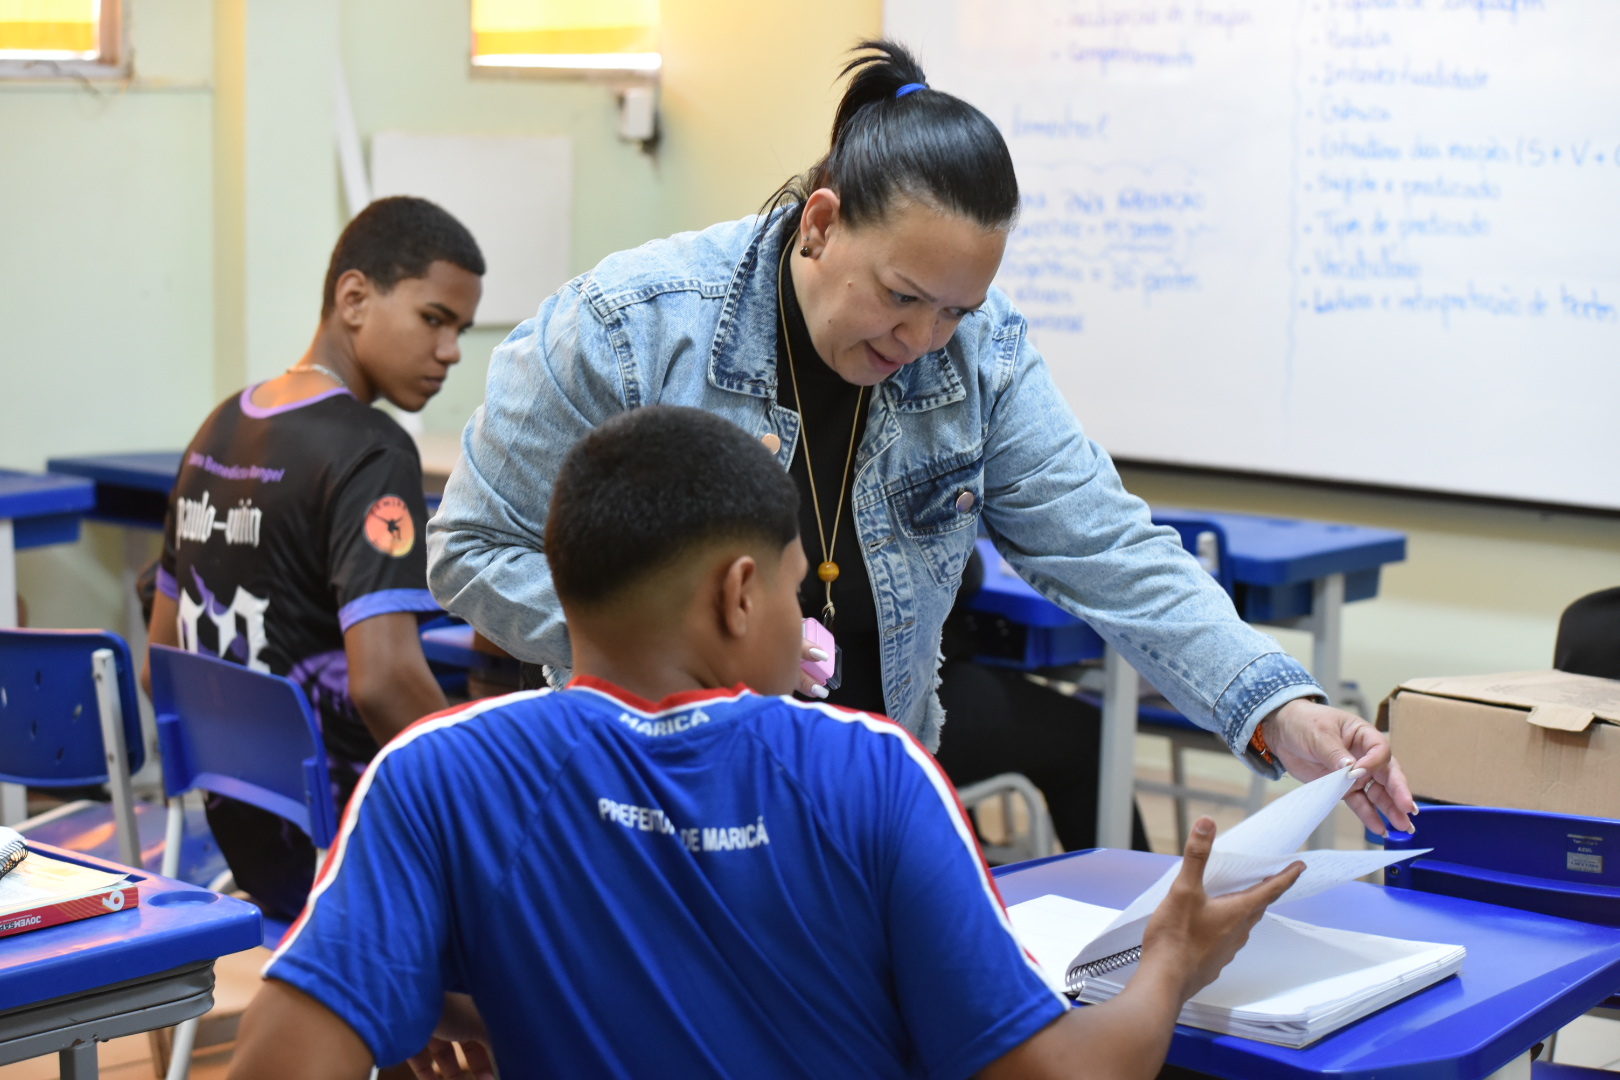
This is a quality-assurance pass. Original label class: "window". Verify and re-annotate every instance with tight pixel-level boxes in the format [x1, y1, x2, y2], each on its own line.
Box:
[471, 0, 659, 74]
[0, 0, 123, 78]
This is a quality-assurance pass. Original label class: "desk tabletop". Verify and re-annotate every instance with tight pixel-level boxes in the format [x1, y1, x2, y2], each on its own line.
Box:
[46, 452, 185, 494]
[0, 471, 94, 522]
[994, 849, 1620, 1080]
[0, 844, 262, 1015]
[1157, 507, 1408, 586]
[46, 451, 444, 515]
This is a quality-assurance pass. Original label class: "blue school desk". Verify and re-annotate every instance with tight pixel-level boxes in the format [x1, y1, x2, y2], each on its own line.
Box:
[46, 452, 187, 649]
[0, 470, 97, 824]
[969, 511, 1407, 849]
[994, 848, 1620, 1079]
[0, 469, 95, 628]
[46, 452, 445, 646]
[47, 450, 448, 528]
[0, 842, 261, 1078]
[45, 452, 183, 531]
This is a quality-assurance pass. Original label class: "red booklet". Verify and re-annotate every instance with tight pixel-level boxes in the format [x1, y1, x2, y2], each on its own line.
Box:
[0, 848, 139, 939]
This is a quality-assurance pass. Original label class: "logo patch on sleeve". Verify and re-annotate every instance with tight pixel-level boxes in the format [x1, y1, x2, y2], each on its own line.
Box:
[363, 495, 415, 557]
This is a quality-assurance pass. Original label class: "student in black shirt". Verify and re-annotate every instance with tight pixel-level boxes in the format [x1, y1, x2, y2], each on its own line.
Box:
[143, 197, 485, 918]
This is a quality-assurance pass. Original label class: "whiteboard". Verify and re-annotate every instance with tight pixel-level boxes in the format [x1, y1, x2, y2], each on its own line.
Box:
[885, 1, 1620, 510]
[370, 133, 572, 326]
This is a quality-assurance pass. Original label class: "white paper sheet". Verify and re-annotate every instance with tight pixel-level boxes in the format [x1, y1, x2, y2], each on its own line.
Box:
[1009, 895, 1465, 1046]
[1067, 767, 1430, 976]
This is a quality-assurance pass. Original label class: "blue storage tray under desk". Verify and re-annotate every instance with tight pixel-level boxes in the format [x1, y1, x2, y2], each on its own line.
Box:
[965, 539, 1104, 669]
[0, 471, 95, 551]
[1174, 510, 1407, 623]
[46, 452, 183, 530]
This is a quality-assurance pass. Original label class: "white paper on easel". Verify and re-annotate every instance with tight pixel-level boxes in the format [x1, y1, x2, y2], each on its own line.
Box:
[1067, 766, 1429, 978]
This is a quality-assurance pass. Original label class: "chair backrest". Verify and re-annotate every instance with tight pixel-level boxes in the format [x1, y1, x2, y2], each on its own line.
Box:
[1555, 586, 1620, 680]
[0, 629, 144, 785]
[1383, 805, 1620, 928]
[1150, 513, 1235, 597]
[149, 644, 338, 850]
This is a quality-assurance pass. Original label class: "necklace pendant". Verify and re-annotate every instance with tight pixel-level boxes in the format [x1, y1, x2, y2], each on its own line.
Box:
[821, 600, 836, 630]
[817, 560, 840, 583]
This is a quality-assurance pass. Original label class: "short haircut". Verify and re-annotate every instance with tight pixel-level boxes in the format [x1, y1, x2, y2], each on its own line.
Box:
[321, 196, 486, 317]
[546, 406, 801, 607]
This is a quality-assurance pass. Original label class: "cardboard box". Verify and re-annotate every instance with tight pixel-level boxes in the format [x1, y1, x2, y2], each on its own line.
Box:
[1379, 670, 1620, 820]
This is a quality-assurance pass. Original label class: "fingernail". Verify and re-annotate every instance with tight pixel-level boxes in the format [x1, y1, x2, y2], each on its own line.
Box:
[1338, 757, 1355, 769]
[1194, 819, 1214, 836]
[809, 684, 829, 699]
[807, 648, 830, 661]
[1348, 767, 1367, 780]
[1409, 804, 1420, 815]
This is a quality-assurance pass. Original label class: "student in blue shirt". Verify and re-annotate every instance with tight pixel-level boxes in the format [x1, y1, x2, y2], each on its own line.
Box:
[227, 406, 1302, 1080]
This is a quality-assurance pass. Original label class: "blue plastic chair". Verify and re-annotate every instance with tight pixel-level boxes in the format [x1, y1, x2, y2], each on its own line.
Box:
[148, 644, 341, 1080]
[0, 628, 222, 882]
[149, 644, 339, 926]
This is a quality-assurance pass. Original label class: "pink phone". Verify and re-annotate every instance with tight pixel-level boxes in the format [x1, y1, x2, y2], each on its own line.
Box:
[801, 617, 839, 688]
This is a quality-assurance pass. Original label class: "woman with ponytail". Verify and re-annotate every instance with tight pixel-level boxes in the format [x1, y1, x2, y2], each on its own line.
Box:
[429, 41, 1414, 842]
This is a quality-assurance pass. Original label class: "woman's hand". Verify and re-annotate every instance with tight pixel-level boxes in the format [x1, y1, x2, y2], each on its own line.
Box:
[1262, 698, 1417, 835]
[797, 636, 831, 699]
[1140, 817, 1304, 1001]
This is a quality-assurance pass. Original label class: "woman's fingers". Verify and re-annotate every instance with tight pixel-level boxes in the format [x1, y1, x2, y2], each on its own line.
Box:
[796, 670, 829, 698]
[797, 636, 830, 698]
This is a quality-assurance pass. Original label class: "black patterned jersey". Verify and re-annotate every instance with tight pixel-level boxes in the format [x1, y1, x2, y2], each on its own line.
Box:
[158, 385, 440, 764]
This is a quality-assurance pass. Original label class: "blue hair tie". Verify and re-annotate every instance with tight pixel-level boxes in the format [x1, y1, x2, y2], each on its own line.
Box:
[895, 82, 927, 98]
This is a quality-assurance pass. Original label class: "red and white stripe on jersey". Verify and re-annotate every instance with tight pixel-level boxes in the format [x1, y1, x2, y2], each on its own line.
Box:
[781, 696, 1068, 1005]
[263, 688, 553, 973]
[567, 677, 754, 717]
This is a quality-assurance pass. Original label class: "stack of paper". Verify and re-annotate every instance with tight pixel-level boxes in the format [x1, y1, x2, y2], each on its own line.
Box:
[1065, 767, 1432, 981]
[1006, 766, 1466, 1047]
[1012, 894, 1465, 1047]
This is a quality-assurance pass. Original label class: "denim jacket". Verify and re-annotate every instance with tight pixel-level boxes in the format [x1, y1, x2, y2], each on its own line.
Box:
[427, 213, 1320, 764]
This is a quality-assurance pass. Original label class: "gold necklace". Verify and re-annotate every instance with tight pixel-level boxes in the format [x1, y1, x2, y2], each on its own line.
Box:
[286, 362, 349, 390]
[777, 237, 865, 629]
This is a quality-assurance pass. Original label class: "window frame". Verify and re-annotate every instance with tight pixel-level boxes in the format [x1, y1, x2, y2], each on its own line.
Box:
[466, 1, 660, 82]
[0, 0, 127, 82]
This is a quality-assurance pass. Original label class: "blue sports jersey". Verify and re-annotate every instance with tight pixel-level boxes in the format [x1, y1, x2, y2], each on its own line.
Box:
[267, 678, 1068, 1077]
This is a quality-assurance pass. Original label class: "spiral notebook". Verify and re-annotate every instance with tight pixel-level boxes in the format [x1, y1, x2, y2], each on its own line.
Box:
[1061, 767, 1433, 987]
[1010, 895, 1465, 1047]
[1006, 767, 1466, 1047]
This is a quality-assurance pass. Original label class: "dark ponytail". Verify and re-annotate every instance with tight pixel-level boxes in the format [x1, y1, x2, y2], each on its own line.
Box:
[769, 40, 1018, 232]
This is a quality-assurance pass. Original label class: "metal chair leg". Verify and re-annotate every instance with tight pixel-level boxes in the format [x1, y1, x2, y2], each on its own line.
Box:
[164, 1017, 198, 1080]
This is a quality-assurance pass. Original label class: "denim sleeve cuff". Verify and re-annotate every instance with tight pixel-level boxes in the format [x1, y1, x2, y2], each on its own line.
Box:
[1216, 652, 1325, 779]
